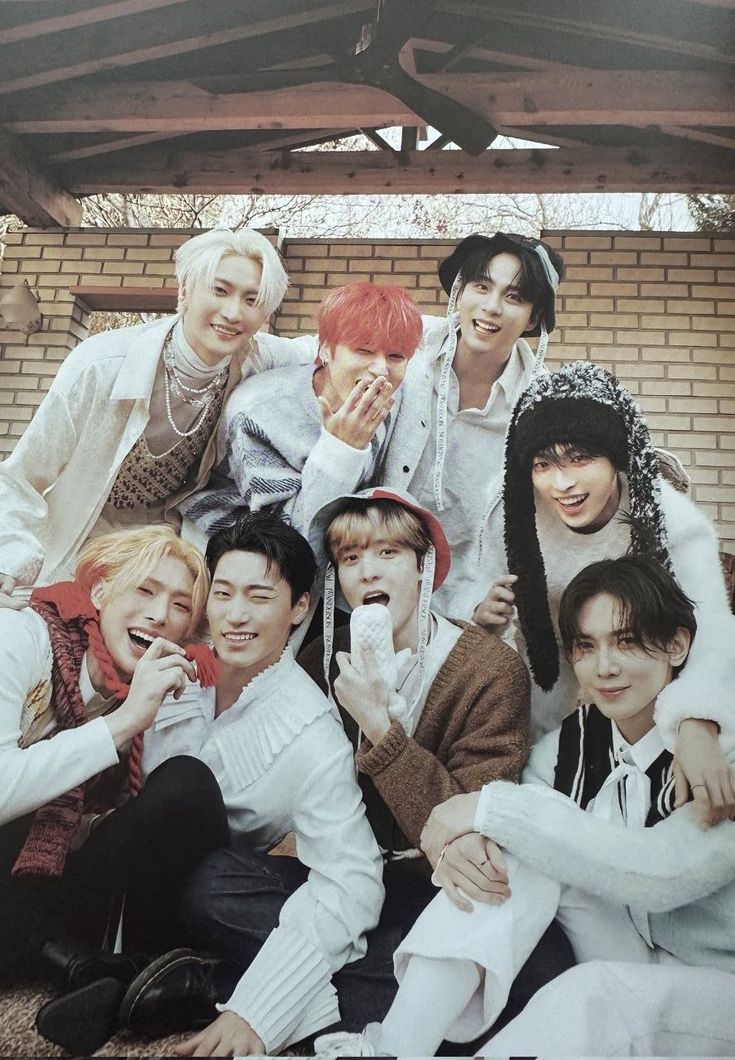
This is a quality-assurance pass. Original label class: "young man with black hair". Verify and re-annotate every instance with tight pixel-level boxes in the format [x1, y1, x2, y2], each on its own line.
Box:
[318, 555, 735, 1058]
[114, 513, 383, 1058]
[383, 232, 565, 621]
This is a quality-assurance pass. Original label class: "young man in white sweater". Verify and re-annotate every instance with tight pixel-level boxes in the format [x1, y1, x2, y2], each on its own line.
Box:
[110, 513, 384, 1058]
[318, 555, 735, 1058]
[0, 228, 298, 604]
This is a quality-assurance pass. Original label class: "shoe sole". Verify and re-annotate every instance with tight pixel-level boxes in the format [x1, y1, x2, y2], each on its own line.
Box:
[120, 947, 213, 1036]
[36, 977, 126, 1054]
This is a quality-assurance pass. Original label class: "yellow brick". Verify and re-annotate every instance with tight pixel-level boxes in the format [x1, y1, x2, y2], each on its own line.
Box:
[669, 331, 718, 347]
[589, 282, 637, 297]
[616, 330, 665, 345]
[83, 247, 126, 261]
[640, 253, 687, 266]
[617, 298, 665, 313]
[616, 267, 665, 282]
[65, 234, 109, 247]
[611, 236, 661, 251]
[590, 252, 638, 266]
[669, 397, 718, 414]
[640, 315, 689, 329]
[668, 269, 716, 283]
[641, 347, 690, 362]
[646, 380, 691, 396]
[693, 416, 735, 432]
[663, 237, 711, 252]
[693, 285, 735, 299]
[563, 235, 612, 249]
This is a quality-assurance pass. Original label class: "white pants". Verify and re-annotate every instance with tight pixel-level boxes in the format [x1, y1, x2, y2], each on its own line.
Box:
[483, 960, 735, 1057]
[394, 854, 707, 1046]
[396, 856, 733, 1055]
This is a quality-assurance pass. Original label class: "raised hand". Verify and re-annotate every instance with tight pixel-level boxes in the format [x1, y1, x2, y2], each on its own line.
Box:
[319, 375, 394, 450]
[106, 638, 196, 748]
[473, 574, 518, 629]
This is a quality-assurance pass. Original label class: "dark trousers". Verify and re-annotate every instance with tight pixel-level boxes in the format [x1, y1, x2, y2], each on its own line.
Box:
[0, 755, 229, 982]
[183, 843, 574, 1049]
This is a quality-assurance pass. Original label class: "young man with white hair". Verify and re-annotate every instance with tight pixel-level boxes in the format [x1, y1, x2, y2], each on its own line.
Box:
[0, 228, 297, 606]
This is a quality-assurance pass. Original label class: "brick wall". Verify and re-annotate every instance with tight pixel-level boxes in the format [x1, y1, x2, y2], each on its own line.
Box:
[1, 227, 734, 548]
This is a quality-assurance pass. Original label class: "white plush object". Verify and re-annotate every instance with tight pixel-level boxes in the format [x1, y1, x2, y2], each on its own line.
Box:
[349, 604, 412, 727]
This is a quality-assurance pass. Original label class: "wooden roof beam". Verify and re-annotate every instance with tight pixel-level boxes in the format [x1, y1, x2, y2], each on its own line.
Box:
[0, 0, 373, 95]
[0, 126, 82, 226]
[435, 2, 735, 65]
[0, 0, 192, 46]
[64, 145, 735, 195]
[9, 71, 732, 132]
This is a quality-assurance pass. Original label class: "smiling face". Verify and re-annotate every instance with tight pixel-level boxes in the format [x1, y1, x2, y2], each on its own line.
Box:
[207, 550, 309, 685]
[570, 593, 690, 743]
[320, 342, 408, 408]
[336, 535, 422, 653]
[181, 254, 269, 366]
[93, 554, 195, 682]
[532, 446, 621, 532]
[456, 252, 536, 365]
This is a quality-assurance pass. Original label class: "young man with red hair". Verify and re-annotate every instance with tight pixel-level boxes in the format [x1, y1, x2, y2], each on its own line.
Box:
[181, 282, 423, 542]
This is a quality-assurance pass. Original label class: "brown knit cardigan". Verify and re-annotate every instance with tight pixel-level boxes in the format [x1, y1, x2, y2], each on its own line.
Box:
[298, 622, 531, 853]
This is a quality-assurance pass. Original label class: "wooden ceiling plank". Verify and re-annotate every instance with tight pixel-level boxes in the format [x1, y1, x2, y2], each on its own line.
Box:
[63, 145, 735, 195]
[410, 37, 583, 72]
[434, 1, 735, 65]
[0, 0, 192, 46]
[0, 126, 82, 226]
[8, 71, 733, 132]
[0, 0, 373, 94]
[659, 124, 735, 150]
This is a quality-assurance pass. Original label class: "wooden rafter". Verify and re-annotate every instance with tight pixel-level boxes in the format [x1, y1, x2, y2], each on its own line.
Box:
[9, 70, 732, 133]
[0, 0, 192, 46]
[0, 127, 82, 226]
[0, 0, 373, 94]
[434, 1, 735, 65]
[62, 145, 735, 195]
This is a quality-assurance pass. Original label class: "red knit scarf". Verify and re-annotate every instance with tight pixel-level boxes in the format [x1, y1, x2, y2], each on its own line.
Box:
[13, 581, 217, 878]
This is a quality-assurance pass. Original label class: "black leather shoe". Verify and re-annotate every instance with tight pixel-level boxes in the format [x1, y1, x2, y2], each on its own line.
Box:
[120, 948, 239, 1037]
[36, 976, 126, 1054]
[42, 938, 152, 991]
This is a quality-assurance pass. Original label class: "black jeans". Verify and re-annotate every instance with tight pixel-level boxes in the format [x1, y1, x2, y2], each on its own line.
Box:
[0, 755, 229, 982]
[183, 843, 574, 1049]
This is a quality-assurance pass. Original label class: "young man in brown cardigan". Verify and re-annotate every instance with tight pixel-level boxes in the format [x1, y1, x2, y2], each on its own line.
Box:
[299, 488, 573, 1033]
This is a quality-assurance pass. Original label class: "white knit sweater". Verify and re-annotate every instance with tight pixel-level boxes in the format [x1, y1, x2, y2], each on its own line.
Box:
[142, 648, 383, 1055]
[475, 728, 735, 973]
[517, 478, 735, 745]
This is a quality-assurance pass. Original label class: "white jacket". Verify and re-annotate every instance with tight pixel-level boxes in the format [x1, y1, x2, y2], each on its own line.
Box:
[0, 317, 308, 586]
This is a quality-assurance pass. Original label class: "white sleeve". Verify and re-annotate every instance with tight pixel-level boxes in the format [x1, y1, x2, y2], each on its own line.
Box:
[655, 484, 735, 746]
[301, 428, 373, 532]
[220, 717, 384, 1054]
[253, 331, 318, 370]
[0, 610, 119, 824]
[475, 771, 735, 914]
[0, 388, 77, 584]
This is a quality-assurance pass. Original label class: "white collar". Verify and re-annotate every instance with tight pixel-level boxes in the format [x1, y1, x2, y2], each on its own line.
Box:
[610, 719, 666, 774]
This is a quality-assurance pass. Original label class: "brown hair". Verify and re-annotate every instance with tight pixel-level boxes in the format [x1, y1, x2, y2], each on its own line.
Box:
[326, 500, 432, 569]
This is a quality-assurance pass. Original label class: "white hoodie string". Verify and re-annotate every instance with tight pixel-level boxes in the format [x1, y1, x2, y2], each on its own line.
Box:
[432, 272, 463, 513]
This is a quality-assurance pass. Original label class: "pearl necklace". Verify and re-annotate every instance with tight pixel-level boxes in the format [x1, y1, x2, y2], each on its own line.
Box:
[163, 338, 229, 439]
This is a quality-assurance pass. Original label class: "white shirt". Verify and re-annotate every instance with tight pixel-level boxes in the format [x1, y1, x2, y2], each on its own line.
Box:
[142, 647, 383, 1055]
[410, 340, 528, 620]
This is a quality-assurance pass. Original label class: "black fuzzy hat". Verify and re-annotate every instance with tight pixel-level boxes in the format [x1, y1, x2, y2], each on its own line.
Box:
[503, 362, 672, 692]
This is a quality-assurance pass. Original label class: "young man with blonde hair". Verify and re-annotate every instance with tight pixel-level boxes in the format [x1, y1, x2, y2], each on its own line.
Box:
[0, 228, 300, 606]
[0, 525, 226, 1053]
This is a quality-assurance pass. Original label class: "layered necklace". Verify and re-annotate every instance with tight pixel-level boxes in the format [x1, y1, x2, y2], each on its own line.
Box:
[163, 332, 230, 439]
